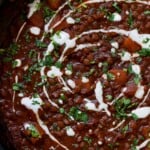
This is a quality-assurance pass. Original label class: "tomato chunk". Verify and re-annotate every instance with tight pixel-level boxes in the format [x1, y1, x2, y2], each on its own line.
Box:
[47, 0, 63, 10]
[109, 69, 128, 85]
[122, 37, 141, 53]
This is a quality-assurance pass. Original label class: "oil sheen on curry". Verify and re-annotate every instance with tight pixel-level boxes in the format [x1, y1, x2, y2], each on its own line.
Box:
[0, 0, 150, 149]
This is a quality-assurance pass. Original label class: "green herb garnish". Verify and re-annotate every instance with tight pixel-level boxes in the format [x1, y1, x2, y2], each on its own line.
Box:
[69, 107, 88, 123]
[83, 136, 92, 144]
[144, 10, 150, 15]
[128, 10, 134, 28]
[112, 2, 121, 13]
[35, 39, 47, 48]
[12, 83, 23, 91]
[114, 98, 131, 119]
[27, 124, 40, 138]
[138, 48, 150, 57]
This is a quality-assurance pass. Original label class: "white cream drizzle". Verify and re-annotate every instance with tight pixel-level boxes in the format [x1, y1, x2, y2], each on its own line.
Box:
[79, 28, 150, 49]
[135, 85, 145, 99]
[96, 29, 150, 49]
[67, 79, 76, 89]
[95, 81, 111, 116]
[27, 0, 40, 18]
[44, 0, 71, 32]
[21, 97, 69, 150]
[83, 0, 150, 6]
[66, 126, 75, 136]
[47, 66, 72, 92]
[111, 12, 122, 22]
[120, 51, 131, 61]
[14, 59, 22, 67]
[30, 26, 41, 35]
[15, 22, 27, 42]
[111, 41, 119, 49]
[12, 75, 18, 112]
[84, 81, 111, 116]
[47, 66, 63, 78]
[108, 120, 125, 132]
[131, 64, 141, 75]
[138, 88, 150, 107]
[136, 139, 150, 150]
[75, 43, 101, 52]
[82, 76, 89, 83]
[130, 107, 150, 119]
[66, 17, 75, 24]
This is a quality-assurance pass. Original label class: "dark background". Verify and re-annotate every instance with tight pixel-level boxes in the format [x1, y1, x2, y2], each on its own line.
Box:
[0, 0, 29, 149]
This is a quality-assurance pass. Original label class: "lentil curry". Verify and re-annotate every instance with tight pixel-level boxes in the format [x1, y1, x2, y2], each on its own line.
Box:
[0, 0, 150, 150]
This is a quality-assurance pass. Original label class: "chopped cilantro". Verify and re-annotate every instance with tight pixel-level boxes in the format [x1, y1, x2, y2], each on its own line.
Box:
[121, 125, 129, 133]
[27, 124, 40, 138]
[43, 55, 53, 67]
[144, 10, 150, 15]
[106, 95, 113, 101]
[12, 83, 23, 91]
[128, 10, 134, 28]
[107, 13, 115, 22]
[131, 113, 139, 120]
[112, 2, 121, 13]
[83, 136, 92, 144]
[66, 64, 73, 71]
[69, 107, 88, 123]
[35, 39, 47, 48]
[75, 18, 81, 23]
[107, 72, 115, 80]
[102, 62, 109, 73]
[60, 93, 66, 101]
[138, 48, 150, 57]
[108, 143, 119, 149]
[43, 7, 55, 23]
[59, 108, 65, 114]
[68, 1, 74, 10]
[142, 38, 150, 44]
[12, 60, 18, 68]
[28, 49, 37, 59]
[24, 32, 31, 43]
[35, 2, 42, 10]
[133, 74, 141, 85]
[131, 138, 139, 150]
[55, 61, 62, 69]
[32, 100, 41, 105]
[114, 98, 131, 119]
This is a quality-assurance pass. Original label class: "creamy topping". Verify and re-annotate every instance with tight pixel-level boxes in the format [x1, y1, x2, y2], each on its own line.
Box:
[66, 126, 75, 136]
[14, 59, 22, 67]
[27, 0, 40, 18]
[82, 76, 89, 83]
[136, 139, 150, 150]
[66, 17, 75, 24]
[30, 26, 41, 35]
[135, 85, 145, 99]
[131, 64, 141, 75]
[108, 120, 125, 132]
[95, 81, 111, 116]
[111, 12, 122, 22]
[131, 107, 150, 119]
[47, 66, 62, 78]
[120, 51, 131, 61]
[67, 79, 76, 89]
[12, 75, 18, 112]
[111, 41, 119, 49]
